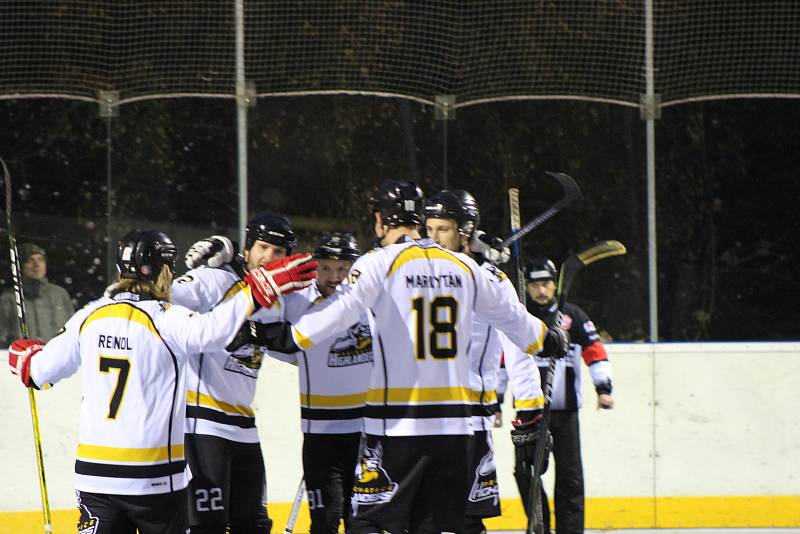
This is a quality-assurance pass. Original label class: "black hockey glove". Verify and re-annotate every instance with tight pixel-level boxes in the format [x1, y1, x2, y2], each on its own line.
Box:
[226, 320, 300, 354]
[185, 235, 238, 270]
[469, 230, 511, 265]
[511, 411, 552, 474]
[541, 323, 569, 359]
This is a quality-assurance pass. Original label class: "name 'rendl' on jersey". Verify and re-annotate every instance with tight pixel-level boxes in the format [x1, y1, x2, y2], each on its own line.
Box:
[469, 262, 544, 431]
[275, 282, 372, 435]
[172, 265, 290, 443]
[285, 237, 549, 437]
[27, 288, 253, 496]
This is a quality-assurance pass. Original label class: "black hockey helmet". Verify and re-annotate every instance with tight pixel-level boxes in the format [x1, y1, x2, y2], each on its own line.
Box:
[117, 229, 177, 281]
[245, 211, 296, 253]
[423, 189, 480, 238]
[313, 231, 361, 262]
[368, 180, 424, 227]
[525, 257, 558, 282]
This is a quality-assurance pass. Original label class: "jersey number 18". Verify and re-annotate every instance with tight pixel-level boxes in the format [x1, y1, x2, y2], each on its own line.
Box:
[411, 296, 458, 360]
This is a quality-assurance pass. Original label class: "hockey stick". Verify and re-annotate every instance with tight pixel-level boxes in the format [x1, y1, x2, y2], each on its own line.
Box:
[526, 240, 627, 534]
[508, 188, 526, 302]
[283, 477, 306, 534]
[500, 172, 581, 249]
[1, 157, 54, 533]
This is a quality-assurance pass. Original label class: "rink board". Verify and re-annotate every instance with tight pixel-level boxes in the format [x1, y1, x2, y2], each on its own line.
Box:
[1, 342, 798, 531]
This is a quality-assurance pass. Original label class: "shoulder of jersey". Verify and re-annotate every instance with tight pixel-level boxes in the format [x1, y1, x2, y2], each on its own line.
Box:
[291, 283, 322, 305]
[175, 264, 240, 286]
[563, 302, 591, 325]
[480, 261, 508, 283]
[346, 245, 392, 284]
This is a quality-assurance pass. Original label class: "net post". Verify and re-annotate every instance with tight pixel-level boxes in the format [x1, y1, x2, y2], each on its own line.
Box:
[435, 95, 455, 188]
[639, 93, 662, 120]
[98, 90, 119, 118]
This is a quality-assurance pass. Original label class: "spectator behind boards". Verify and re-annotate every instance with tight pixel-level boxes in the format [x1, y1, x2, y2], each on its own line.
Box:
[0, 242, 74, 344]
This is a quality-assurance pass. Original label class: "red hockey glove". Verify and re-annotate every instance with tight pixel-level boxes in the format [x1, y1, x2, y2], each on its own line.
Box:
[8, 338, 45, 387]
[245, 253, 318, 309]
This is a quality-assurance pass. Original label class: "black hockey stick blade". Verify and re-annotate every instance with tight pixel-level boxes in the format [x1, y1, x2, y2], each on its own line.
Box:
[500, 172, 581, 248]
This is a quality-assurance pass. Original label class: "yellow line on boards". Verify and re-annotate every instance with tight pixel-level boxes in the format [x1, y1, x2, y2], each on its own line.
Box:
[2, 495, 799, 533]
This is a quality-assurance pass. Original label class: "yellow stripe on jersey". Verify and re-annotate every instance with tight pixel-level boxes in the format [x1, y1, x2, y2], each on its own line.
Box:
[469, 389, 498, 403]
[293, 327, 314, 350]
[222, 281, 257, 317]
[222, 280, 246, 301]
[387, 245, 472, 277]
[525, 326, 547, 354]
[186, 390, 255, 417]
[366, 386, 472, 404]
[80, 303, 160, 338]
[300, 391, 367, 408]
[77, 443, 184, 463]
[514, 396, 546, 410]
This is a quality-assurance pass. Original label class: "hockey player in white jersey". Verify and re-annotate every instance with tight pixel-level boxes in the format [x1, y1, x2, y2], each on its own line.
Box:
[424, 189, 548, 534]
[173, 212, 306, 534]
[274, 231, 371, 534]
[7, 229, 317, 534]
[250, 180, 569, 534]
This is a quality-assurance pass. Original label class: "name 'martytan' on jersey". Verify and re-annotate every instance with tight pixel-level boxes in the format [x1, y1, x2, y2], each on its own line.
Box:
[289, 238, 549, 437]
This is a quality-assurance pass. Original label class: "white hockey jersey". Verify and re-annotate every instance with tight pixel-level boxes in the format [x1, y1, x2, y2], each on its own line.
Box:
[287, 238, 549, 437]
[278, 283, 372, 435]
[469, 263, 544, 431]
[172, 266, 293, 443]
[28, 288, 254, 496]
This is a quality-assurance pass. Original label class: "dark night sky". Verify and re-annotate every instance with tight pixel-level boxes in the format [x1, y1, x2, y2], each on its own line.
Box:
[1, 2, 799, 340]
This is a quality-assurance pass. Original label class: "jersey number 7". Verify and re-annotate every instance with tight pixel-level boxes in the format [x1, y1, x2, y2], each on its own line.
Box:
[99, 356, 130, 419]
[411, 296, 458, 360]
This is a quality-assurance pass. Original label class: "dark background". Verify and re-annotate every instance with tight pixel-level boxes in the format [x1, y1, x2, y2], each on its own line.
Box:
[0, 95, 798, 341]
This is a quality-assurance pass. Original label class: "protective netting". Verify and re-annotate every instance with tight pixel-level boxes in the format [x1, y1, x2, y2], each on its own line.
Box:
[656, 1, 800, 106]
[0, 1, 236, 101]
[0, 1, 799, 107]
[246, 2, 645, 106]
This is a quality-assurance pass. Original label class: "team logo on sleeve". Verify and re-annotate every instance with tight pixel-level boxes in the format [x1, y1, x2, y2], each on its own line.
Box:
[348, 269, 361, 284]
[328, 323, 373, 367]
[352, 441, 398, 508]
[468, 448, 499, 505]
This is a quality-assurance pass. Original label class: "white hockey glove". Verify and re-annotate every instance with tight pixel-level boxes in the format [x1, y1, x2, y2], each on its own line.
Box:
[469, 230, 511, 265]
[185, 235, 236, 269]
